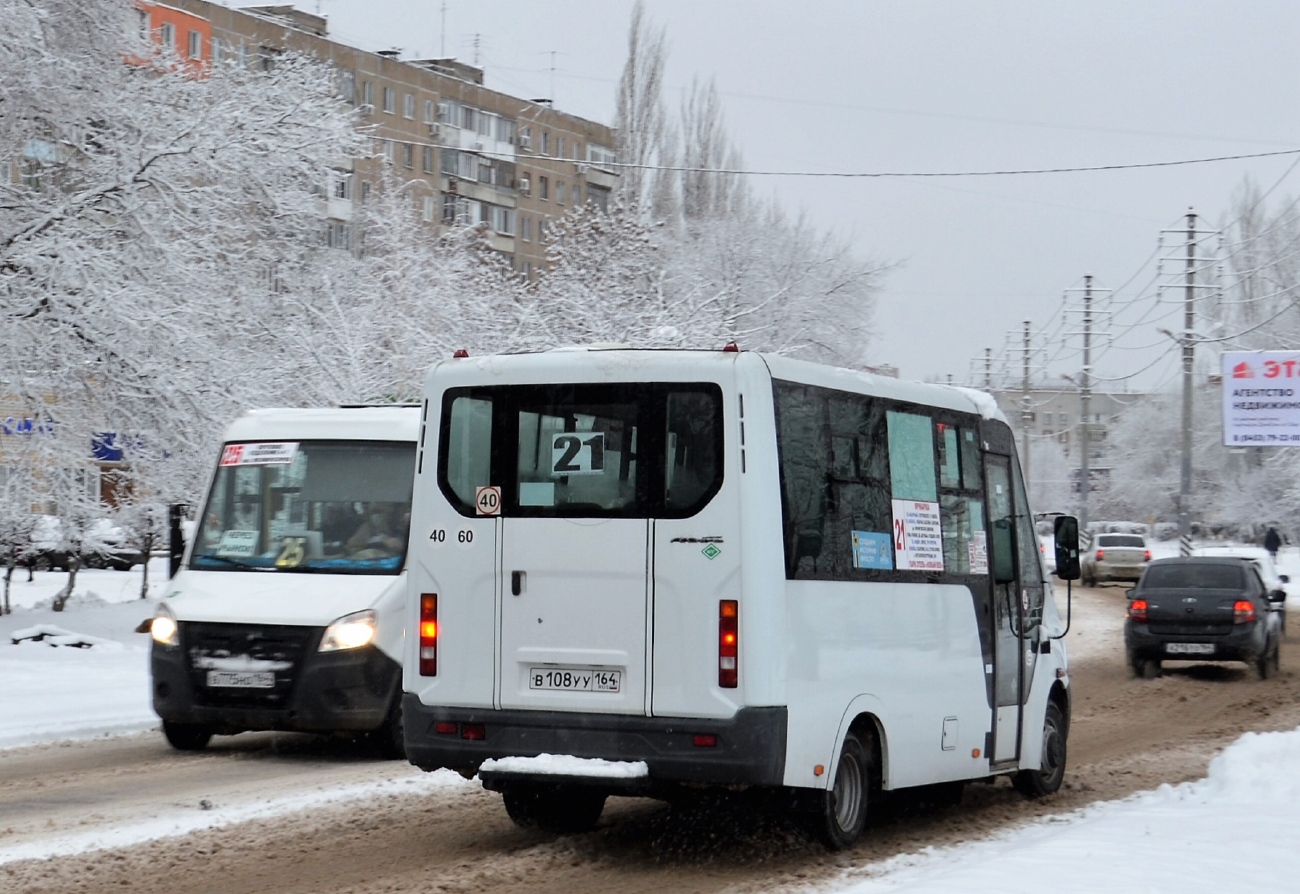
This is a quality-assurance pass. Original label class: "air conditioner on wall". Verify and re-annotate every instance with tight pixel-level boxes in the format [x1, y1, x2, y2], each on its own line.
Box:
[428, 124, 440, 138]
[517, 134, 531, 149]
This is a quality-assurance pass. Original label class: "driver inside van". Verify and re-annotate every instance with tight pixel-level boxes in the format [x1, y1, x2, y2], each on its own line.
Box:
[346, 503, 407, 556]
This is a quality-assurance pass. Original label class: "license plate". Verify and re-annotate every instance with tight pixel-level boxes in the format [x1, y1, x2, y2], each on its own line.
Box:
[206, 670, 275, 688]
[1166, 643, 1215, 655]
[529, 667, 621, 693]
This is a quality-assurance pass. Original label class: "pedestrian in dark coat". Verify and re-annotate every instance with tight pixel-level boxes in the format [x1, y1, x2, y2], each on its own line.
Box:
[1264, 526, 1282, 560]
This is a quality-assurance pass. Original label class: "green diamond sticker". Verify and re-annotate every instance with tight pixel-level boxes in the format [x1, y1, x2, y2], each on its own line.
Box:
[701, 544, 721, 560]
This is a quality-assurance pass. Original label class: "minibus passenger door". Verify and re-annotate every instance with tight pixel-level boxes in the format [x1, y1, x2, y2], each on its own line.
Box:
[985, 456, 1022, 764]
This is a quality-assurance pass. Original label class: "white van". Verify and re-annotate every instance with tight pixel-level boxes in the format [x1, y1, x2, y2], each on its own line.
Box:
[150, 405, 419, 755]
[403, 349, 1071, 847]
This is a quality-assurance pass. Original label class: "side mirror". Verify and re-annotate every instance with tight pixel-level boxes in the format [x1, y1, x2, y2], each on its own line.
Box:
[1268, 590, 1288, 604]
[1053, 515, 1081, 581]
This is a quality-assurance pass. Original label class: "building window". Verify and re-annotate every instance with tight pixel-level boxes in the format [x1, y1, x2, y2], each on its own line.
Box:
[159, 22, 175, 49]
[541, 131, 550, 155]
[556, 181, 566, 205]
[518, 126, 531, 150]
[326, 221, 351, 250]
[477, 112, 494, 138]
[382, 140, 395, 164]
[570, 183, 581, 205]
[382, 86, 395, 114]
[423, 195, 435, 222]
[424, 99, 435, 123]
[333, 172, 351, 200]
[422, 146, 435, 173]
[538, 220, 548, 242]
[441, 149, 457, 176]
[538, 175, 549, 200]
[402, 143, 413, 168]
[1059, 413, 1069, 426]
[360, 180, 371, 203]
[211, 36, 224, 64]
[491, 206, 514, 235]
[521, 216, 532, 241]
[460, 106, 476, 130]
[404, 93, 415, 119]
[237, 43, 248, 68]
[498, 118, 515, 144]
[361, 81, 374, 113]
[1042, 412, 1052, 425]
[188, 30, 201, 59]
[556, 136, 565, 158]
[442, 193, 458, 222]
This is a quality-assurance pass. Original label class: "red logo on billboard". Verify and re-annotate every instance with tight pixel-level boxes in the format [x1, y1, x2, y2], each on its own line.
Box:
[1233, 361, 1254, 379]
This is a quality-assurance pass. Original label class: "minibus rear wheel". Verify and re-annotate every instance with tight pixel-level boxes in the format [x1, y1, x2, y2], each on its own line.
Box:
[162, 720, 213, 752]
[501, 783, 606, 834]
[813, 731, 874, 850]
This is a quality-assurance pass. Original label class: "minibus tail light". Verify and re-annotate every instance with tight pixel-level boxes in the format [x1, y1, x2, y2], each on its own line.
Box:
[1233, 600, 1256, 624]
[1128, 599, 1148, 622]
[419, 593, 438, 675]
[719, 600, 738, 688]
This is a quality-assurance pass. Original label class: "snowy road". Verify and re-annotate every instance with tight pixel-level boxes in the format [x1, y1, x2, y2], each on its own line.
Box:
[5, 583, 1300, 893]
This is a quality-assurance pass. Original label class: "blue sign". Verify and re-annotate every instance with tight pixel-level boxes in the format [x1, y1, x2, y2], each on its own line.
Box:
[852, 530, 894, 570]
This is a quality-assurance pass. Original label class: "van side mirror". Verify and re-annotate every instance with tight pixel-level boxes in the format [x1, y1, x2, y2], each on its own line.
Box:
[1053, 515, 1081, 581]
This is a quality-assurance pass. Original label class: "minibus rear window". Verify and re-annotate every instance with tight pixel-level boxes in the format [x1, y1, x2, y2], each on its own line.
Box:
[439, 383, 723, 519]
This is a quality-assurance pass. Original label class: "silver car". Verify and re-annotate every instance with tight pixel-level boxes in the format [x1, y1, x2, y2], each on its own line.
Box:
[1081, 533, 1150, 586]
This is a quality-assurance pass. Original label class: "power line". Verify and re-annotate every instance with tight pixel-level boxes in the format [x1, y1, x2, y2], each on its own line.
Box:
[593, 148, 1300, 179]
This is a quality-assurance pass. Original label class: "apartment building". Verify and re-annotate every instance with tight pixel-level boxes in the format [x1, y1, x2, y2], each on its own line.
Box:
[989, 388, 1147, 462]
[144, 1, 620, 279]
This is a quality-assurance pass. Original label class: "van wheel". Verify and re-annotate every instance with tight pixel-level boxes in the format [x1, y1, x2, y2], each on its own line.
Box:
[162, 720, 213, 751]
[502, 784, 606, 834]
[1258, 641, 1280, 680]
[811, 731, 873, 850]
[1013, 702, 1067, 798]
[367, 698, 405, 759]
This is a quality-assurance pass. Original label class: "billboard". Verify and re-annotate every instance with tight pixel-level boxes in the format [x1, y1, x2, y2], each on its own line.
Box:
[1221, 351, 1300, 445]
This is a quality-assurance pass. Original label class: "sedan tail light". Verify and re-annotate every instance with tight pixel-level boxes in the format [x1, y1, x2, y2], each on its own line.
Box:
[1144, 550, 1152, 562]
[1233, 600, 1257, 624]
[1128, 599, 1148, 622]
[1095, 549, 1105, 561]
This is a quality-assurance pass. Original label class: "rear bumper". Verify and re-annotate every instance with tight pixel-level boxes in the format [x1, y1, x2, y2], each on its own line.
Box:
[403, 698, 787, 790]
[152, 642, 400, 734]
[1087, 563, 1145, 583]
[1125, 623, 1267, 662]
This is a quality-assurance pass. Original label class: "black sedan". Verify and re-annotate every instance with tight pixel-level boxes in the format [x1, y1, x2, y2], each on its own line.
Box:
[1125, 556, 1284, 679]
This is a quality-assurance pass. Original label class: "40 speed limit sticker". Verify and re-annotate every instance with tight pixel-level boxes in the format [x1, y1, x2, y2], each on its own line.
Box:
[475, 485, 501, 516]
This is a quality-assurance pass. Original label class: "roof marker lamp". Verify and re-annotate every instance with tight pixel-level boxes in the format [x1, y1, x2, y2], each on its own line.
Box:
[319, 609, 377, 652]
[151, 604, 179, 647]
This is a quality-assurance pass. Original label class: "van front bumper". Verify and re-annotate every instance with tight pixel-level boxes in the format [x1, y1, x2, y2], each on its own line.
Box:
[152, 637, 400, 735]
[403, 698, 787, 790]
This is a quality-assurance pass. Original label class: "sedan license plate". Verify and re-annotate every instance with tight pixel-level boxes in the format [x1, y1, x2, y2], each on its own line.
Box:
[206, 670, 275, 688]
[529, 667, 621, 693]
[1166, 643, 1215, 655]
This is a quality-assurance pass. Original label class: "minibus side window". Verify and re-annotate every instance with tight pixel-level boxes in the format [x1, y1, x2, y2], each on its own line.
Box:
[446, 396, 493, 509]
[664, 390, 721, 512]
[774, 382, 830, 576]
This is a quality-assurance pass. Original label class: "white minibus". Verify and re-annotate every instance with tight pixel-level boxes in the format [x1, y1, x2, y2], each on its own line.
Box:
[151, 405, 419, 755]
[403, 348, 1072, 847]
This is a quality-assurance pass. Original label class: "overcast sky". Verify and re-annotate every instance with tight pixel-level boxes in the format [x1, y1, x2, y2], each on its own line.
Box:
[236, 1, 1300, 389]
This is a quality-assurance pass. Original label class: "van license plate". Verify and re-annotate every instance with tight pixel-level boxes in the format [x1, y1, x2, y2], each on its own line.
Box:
[206, 670, 275, 688]
[1166, 643, 1215, 655]
[529, 668, 621, 693]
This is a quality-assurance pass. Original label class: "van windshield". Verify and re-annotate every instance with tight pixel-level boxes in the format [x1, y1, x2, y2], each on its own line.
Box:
[190, 440, 415, 574]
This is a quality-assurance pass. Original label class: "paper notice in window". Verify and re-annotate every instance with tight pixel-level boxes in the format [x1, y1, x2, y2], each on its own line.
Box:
[891, 500, 944, 572]
[968, 529, 989, 575]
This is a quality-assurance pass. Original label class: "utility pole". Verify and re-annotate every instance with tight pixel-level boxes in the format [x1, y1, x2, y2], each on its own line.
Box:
[1021, 321, 1032, 491]
[1079, 275, 1093, 532]
[1179, 211, 1197, 553]
[984, 347, 993, 390]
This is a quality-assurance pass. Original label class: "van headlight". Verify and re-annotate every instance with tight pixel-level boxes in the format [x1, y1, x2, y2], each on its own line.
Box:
[151, 604, 179, 647]
[319, 609, 377, 652]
